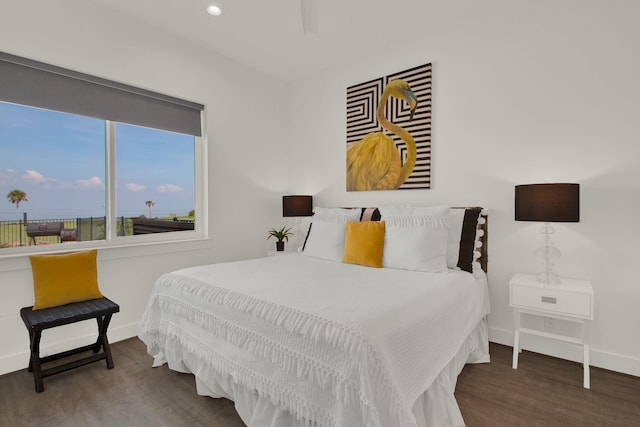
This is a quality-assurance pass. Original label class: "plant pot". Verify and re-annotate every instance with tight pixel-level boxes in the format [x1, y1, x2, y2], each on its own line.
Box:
[276, 241, 285, 252]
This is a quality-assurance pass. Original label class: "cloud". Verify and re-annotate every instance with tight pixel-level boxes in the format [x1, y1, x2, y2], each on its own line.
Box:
[0, 169, 19, 186]
[75, 176, 103, 189]
[0, 169, 103, 191]
[23, 170, 48, 184]
[124, 183, 146, 192]
[21, 169, 59, 188]
[157, 184, 183, 193]
[0, 169, 56, 187]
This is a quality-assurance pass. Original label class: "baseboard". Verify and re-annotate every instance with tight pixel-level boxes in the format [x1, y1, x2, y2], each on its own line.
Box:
[489, 326, 640, 378]
[0, 321, 138, 376]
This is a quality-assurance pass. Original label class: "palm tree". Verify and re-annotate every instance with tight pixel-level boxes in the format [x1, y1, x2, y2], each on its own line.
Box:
[145, 200, 155, 218]
[6, 189, 28, 209]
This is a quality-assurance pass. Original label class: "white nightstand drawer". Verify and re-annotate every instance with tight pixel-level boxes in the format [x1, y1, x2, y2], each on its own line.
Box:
[511, 284, 592, 318]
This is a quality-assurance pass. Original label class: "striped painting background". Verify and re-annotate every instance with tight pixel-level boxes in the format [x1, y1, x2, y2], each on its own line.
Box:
[346, 63, 432, 190]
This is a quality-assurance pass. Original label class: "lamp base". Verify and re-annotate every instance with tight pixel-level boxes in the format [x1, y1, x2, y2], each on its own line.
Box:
[537, 271, 561, 285]
[294, 218, 303, 249]
[534, 223, 562, 286]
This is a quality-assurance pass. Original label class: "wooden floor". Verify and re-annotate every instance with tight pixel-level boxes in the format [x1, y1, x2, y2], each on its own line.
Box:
[456, 343, 640, 426]
[0, 339, 638, 426]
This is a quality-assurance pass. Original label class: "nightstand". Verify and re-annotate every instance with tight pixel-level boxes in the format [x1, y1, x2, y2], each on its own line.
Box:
[509, 273, 594, 389]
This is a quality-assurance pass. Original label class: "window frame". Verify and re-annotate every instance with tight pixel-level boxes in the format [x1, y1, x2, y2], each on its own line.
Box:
[105, 120, 208, 246]
[0, 51, 208, 257]
[0, 117, 207, 258]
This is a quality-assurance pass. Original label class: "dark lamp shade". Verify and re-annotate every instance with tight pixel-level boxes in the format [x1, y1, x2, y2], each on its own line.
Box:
[282, 195, 313, 217]
[515, 183, 580, 222]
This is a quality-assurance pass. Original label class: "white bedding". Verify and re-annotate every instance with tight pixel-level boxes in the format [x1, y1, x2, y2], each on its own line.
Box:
[138, 253, 490, 427]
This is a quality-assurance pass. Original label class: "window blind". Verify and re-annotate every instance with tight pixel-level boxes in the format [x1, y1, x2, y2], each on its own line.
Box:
[0, 52, 203, 136]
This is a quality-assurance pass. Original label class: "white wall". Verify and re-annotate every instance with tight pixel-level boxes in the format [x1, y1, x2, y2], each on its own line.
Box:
[0, 1, 288, 374]
[286, 0, 640, 375]
[1, 0, 638, 379]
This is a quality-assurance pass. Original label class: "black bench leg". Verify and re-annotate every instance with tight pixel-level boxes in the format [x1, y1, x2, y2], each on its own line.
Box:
[96, 314, 114, 369]
[29, 330, 44, 393]
[27, 330, 35, 372]
[92, 317, 104, 354]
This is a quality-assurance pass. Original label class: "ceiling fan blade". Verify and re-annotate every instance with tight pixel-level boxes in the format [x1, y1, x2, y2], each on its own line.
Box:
[300, 0, 318, 35]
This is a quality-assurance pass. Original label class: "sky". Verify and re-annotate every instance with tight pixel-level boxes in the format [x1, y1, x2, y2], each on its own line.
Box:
[0, 101, 194, 221]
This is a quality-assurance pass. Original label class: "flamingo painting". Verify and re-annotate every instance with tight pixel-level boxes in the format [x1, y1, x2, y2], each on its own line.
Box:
[346, 79, 418, 191]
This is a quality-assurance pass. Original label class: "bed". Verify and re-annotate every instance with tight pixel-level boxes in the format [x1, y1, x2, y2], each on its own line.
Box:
[138, 205, 490, 427]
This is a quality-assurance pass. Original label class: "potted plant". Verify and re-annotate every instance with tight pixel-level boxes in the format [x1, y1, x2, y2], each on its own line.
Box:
[267, 227, 293, 251]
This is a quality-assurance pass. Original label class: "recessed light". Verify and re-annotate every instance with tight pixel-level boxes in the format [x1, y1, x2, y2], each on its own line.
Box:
[207, 5, 222, 16]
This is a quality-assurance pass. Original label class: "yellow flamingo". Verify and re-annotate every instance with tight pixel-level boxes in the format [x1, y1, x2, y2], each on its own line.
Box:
[346, 79, 418, 191]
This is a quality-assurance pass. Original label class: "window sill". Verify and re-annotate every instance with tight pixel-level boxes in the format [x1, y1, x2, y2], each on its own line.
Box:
[0, 236, 213, 273]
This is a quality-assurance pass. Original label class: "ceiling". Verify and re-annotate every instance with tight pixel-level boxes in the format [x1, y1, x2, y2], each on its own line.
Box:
[91, 0, 479, 82]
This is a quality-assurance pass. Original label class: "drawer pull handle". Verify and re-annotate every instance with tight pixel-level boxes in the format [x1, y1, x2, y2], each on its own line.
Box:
[541, 296, 557, 304]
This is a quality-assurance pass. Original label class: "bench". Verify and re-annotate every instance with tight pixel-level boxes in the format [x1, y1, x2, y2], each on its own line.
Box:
[131, 217, 194, 234]
[25, 222, 64, 245]
[20, 297, 120, 392]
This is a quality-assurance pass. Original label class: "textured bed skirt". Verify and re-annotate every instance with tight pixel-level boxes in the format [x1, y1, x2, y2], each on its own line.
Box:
[153, 318, 489, 427]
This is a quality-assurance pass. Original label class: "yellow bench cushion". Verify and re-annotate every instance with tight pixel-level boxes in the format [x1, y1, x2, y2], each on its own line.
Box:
[29, 249, 103, 310]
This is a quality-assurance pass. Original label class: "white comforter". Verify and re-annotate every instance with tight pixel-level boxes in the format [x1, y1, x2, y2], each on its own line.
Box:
[138, 254, 490, 427]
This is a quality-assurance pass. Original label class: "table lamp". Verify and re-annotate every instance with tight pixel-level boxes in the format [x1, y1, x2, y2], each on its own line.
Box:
[282, 195, 313, 248]
[515, 183, 580, 284]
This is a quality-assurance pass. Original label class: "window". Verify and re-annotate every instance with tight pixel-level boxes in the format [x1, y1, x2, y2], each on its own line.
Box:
[0, 52, 205, 253]
[115, 123, 195, 220]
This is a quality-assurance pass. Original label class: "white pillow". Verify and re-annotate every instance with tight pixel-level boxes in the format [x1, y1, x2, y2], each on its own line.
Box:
[379, 205, 450, 272]
[302, 207, 362, 262]
[447, 208, 466, 269]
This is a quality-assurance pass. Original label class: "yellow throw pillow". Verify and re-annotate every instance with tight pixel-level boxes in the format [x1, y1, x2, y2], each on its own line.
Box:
[29, 249, 103, 310]
[343, 221, 385, 268]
